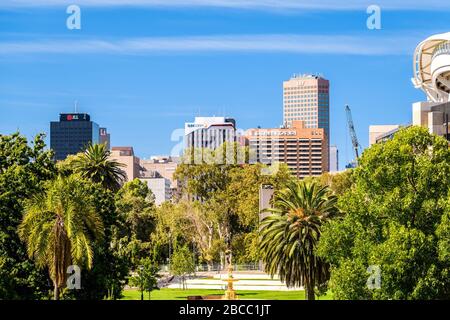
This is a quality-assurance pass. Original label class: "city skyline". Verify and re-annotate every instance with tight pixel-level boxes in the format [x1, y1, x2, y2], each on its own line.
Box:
[1, 1, 450, 305]
[1, 4, 450, 168]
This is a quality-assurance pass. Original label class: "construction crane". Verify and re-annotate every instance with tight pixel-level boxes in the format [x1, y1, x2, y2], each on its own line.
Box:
[345, 105, 362, 164]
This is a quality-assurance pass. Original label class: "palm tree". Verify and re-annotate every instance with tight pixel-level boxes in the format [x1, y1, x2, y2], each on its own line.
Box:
[259, 180, 339, 300]
[18, 175, 104, 300]
[73, 143, 126, 191]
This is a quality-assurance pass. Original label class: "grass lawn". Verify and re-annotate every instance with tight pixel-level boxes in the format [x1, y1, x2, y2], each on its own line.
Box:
[121, 288, 333, 300]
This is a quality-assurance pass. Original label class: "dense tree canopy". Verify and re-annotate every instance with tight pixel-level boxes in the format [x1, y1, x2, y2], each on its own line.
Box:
[0, 133, 55, 299]
[114, 179, 156, 268]
[170, 143, 292, 266]
[2, 128, 448, 300]
[318, 126, 450, 299]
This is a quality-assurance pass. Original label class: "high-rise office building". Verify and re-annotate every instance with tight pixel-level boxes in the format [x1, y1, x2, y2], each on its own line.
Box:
[283, 74, 330, 138]
[184, 116, 236, 151]
[50, 113, 101, 161]
[244, 120, 329, 178]
[329, 145, 339, 172]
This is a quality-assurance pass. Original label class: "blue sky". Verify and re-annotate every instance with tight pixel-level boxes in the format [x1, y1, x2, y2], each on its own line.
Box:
[1, 1, 450, 168]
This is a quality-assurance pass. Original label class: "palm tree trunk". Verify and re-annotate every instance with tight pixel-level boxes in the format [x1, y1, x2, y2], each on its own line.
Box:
[306, 284, 315, 300]
[54, 285, 60, 300]
[305, 268, 316, 300]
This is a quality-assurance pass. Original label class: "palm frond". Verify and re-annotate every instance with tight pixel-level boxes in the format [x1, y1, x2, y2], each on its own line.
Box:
[19, 174, 105, 297]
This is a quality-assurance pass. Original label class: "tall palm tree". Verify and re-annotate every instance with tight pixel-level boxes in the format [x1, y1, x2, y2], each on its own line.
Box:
[73, 143, 126, 191]
[18, 175, 104, 300]
[259, 180, 339, 300]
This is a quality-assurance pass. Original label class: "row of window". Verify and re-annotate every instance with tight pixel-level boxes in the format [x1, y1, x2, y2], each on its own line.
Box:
[285, 103, 329, 107]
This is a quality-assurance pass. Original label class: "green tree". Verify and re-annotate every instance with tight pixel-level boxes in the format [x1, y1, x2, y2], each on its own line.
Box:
[116, 179, 155, 243]
[18, 175, 104, 300]
[72, 143, 126, 192]
[170, 245, 195, 290]
[303, 170, 354, 196]
[259, 180, 339, 300]
[0, 133, 56, 299]
[66, 180, 129, 300]
[58, 147, 131, 300]
[318, 126, 450, 299]
[112, 179, 156, 270]
[129, 258, 160, 300]
[173, 143, 292, 267]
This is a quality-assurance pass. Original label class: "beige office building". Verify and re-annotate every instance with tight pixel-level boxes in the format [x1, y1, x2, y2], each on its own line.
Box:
[283, 74, 330, 137]
[140, 155, 179, 189]
[110, 146, 141, 182]
[369, 125, 401, 146]
[244, 120, 328, 178]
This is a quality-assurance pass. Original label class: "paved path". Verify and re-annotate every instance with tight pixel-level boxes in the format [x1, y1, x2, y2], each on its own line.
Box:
[165, 272, 303, 291]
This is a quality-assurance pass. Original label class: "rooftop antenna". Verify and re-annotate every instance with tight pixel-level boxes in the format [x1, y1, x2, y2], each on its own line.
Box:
[74, 100, 78, 113]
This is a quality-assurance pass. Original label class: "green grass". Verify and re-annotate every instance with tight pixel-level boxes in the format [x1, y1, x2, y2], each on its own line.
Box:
[121, 288, 333, 300]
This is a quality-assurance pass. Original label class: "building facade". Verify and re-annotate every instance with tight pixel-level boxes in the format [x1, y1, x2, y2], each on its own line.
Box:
[140, 156, 179, 189]
[99, 127, 110, 150]
[412, 32, 450, 141]
[50, 113, 100, 161]
[140, 177, 172, 206]
[329, 145, 339, 172]
[369, 125, 401, 146]
[283, 74, 330, 138]
[110, 146, 141, 182]
[244, 120, 328, 178]
[184, 116, 236, 150]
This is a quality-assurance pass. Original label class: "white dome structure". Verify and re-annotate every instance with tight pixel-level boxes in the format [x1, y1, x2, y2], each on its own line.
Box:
[413, 32, 450, 102]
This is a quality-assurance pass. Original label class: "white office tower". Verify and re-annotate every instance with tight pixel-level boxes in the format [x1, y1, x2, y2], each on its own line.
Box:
[412, 32, 450, 140]
[184, 116, 236, 150]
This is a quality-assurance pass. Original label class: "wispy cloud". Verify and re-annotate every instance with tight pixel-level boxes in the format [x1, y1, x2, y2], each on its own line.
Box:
[0, 34, 417, 56]
[0, 99, 56, 108]
[0, 0, 449, 11]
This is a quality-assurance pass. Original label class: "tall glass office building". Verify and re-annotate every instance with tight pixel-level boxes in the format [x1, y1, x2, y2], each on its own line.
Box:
[50, 113, 101, 161]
